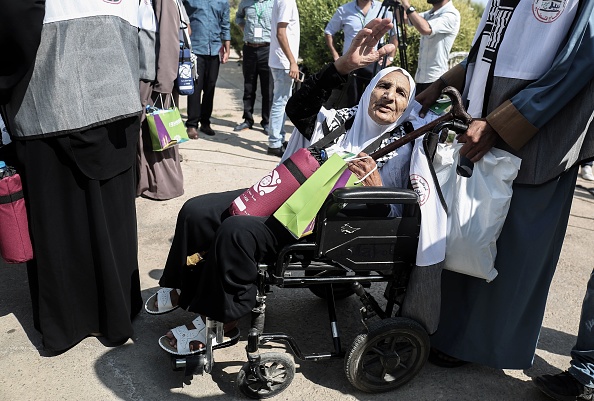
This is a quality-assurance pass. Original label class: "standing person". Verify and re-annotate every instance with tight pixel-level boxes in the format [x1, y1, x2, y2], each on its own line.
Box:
[416, 0, 594, 369]
[2, 0, 147, 352]
[234, 0, 274, 134]
[533, 269, 594, 400]
[267, 0, 300, 157]
[324, 0, 398, 108]
[137, 0, 184, 201]
[400, 0, 459, 93]
[184, 0, 231, 139]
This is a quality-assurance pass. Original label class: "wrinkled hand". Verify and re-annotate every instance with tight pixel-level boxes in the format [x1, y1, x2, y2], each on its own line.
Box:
[415, 81, 442, 118]
[457, 119, 499, 162]
[347, 152, 383, 187]
[334, 18, 396, 76]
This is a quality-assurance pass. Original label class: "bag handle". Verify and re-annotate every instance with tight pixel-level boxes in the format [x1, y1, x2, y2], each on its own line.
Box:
[344, 154, 378, 185]
[175, 0, 191, 50]
[155, 93, 177, 110]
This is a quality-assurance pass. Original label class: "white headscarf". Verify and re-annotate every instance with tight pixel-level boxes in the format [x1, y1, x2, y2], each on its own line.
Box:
[332, 66, 416, 155]
[282, 66, 416, 162]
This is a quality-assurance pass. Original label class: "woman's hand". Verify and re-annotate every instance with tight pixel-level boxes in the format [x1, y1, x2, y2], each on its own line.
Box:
[347, 152, 383, 187]
[334, 18, 396, 76]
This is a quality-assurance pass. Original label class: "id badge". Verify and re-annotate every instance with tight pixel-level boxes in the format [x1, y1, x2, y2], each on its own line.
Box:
[254, 27, 263, 38]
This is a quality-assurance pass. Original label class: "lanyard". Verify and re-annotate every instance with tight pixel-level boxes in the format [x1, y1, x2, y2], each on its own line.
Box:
[356, 1, 374, 29]
[254, 0, 269, 26]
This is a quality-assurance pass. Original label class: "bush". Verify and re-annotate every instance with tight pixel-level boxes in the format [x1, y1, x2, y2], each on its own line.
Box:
[229, 5, 243, 58]
[295, 0, 345, 73]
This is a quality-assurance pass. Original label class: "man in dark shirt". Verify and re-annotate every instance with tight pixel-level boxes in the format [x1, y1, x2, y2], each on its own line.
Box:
[234, 0, 274, 134]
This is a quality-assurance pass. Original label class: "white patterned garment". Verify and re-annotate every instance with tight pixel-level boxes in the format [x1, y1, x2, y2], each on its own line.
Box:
[464, 0, 578, 117]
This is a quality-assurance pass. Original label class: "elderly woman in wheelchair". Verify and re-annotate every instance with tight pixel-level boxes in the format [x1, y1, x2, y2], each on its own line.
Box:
[146, 18, 439, 396]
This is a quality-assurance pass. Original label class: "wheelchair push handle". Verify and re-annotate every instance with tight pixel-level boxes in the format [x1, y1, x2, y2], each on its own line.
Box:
[426, 117, 474, 177]
[369, 86, 472, 161]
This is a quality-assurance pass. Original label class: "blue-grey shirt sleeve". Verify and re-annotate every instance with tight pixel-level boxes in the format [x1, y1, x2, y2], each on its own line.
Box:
[324, 8, 342, 35]
[221, 2, 231, 41]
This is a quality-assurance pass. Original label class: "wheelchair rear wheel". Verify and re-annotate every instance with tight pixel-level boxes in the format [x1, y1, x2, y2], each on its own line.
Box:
[237, 352, 295, 399]
[344, 317, 429, 393]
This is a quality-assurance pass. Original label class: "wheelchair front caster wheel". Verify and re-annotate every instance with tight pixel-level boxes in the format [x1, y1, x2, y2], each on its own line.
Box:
[237, 352, 295, 399]
[171, 354, 206, 375]
[171, 355, 185, 371]
[345, 317, 429, 393]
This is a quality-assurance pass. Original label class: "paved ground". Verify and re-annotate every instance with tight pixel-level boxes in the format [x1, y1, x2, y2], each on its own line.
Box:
[1, 54, 594, 401]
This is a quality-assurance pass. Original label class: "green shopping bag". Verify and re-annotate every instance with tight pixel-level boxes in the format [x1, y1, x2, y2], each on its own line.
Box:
[146, 94, 189, 151]
[273, 154, 358, 238]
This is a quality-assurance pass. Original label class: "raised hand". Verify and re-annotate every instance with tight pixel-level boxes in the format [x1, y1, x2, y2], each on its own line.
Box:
[334, 18, 396, 76]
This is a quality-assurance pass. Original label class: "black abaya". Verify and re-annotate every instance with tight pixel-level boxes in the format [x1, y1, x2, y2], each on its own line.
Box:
[159, 190, 296, 323]
[15, 116, 143, 352]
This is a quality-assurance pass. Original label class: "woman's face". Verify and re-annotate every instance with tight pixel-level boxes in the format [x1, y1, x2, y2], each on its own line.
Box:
[367, 71, 411, 125]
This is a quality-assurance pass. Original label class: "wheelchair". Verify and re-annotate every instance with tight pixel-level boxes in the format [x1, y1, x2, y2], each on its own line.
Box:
[169, 119, 468, 399]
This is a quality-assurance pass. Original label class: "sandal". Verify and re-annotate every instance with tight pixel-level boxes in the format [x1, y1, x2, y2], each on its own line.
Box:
[427, 347, 469, 368]
[158, 317, 240, 356]
[144, 288, 181, 315]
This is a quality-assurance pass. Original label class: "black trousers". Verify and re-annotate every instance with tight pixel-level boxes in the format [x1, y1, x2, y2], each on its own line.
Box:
[242, 44, 272, 126]
[186, 54, 220, 129]
[159, 190, 296, 323]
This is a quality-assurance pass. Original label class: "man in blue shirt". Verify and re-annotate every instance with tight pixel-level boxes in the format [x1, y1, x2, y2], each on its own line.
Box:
[184, 0, 231, 138]
[234, 0, 274, 133]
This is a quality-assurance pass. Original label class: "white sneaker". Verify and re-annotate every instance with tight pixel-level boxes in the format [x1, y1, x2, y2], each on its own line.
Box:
[581, 165, 594, 181]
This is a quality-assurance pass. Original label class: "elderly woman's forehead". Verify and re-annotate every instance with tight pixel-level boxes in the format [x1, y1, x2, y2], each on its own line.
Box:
[376, 71, 409, 87]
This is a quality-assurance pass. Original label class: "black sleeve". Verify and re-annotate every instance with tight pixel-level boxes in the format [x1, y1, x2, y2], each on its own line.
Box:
[285, 63, 347, 140]
[0, 0, 46, 105]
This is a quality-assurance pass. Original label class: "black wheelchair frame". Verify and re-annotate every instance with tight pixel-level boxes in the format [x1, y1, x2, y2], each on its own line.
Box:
[170, 120, 468, 399]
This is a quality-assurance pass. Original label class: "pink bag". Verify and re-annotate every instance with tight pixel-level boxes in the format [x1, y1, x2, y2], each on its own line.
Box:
[229, 148, 321, 216]
[0, 167, 33, 263]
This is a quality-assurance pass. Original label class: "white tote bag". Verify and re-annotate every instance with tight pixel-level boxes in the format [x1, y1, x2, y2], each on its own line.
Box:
[434, 143, 522, 282]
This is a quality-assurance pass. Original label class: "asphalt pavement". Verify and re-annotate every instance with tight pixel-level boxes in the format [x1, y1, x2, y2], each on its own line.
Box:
[1, 54, 594, 401]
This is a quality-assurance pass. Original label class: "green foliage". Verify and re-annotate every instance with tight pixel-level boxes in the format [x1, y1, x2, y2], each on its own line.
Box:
[295, 0, 346, 73]
[230, 5, 243, 58]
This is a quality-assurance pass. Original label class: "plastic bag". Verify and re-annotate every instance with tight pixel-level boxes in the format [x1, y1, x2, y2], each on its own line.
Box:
[434, 143, 521, 281]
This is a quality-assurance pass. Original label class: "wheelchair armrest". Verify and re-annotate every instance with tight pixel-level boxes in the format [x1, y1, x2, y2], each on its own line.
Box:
[332, 187, 419, 204]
